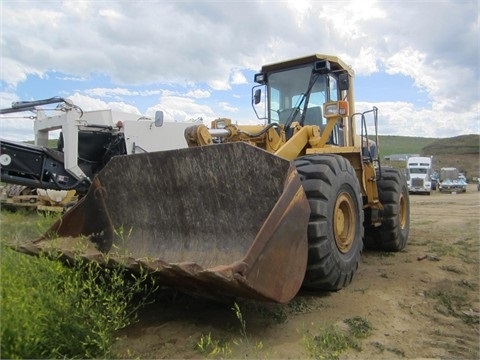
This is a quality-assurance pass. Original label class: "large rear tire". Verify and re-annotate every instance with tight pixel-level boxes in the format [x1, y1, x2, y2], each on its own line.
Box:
[294, 154, 363, 291]
[364, 167, 410, 251]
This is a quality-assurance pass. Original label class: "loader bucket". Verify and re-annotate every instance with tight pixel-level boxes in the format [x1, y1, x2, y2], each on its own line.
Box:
[20, 142, 310, 303]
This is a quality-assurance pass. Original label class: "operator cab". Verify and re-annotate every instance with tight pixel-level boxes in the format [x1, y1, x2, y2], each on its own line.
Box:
[252, 57, 349, 146]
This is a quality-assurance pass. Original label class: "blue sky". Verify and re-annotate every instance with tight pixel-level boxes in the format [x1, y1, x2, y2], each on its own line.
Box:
[1, 0, 479, 141]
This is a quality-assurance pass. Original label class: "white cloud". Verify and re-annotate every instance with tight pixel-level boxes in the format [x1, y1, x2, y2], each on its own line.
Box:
[68, 93, 141, 114]
[357, 100, 480, 138]
[208, 79, 231, 91]
[185, 89, 211, 99]
[54, 74, 88, 82]
[0, 0, 478, 138]
[218, 102, 238, 113]
[0, 92, 19, 109]
[0, 116, 37, 141]
[230, 70, 247, 85]
[0, 58, 43, 87]
[342, 47, 381, 75]
[146, 93, 216, 123]
[84, 87, 162, 98]
[98, 8, 124, 21]
[318, 0, 386, 42]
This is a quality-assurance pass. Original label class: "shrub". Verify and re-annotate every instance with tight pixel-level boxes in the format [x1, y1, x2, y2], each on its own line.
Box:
[1, 246, 154, 359]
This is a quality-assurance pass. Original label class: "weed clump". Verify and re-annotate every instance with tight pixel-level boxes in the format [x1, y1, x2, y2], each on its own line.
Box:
[0, 246, 155, 359]
[302, 316, 373, 359]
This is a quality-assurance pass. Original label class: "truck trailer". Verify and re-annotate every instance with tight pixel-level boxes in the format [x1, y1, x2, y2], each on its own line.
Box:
[439, 167, 467, 193]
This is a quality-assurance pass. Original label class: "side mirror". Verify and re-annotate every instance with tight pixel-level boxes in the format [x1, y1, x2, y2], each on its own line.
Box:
[338, 72, 349, 91]
[253, 89, 262, 105]
[154, 111, 164, 127]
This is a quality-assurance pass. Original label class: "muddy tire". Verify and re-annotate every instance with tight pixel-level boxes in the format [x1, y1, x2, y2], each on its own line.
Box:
[294, 154, 363, 291]
[364, 167, 410, 251]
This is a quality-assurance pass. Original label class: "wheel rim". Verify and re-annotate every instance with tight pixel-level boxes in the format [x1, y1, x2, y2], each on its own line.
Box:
[333, 192, 356, 253]
[399, 192, 407, 230]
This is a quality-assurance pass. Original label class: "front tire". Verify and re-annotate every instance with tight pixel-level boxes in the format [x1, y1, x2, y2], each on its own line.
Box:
[364, 167, 410, 251]
[294, 154, 363, 291]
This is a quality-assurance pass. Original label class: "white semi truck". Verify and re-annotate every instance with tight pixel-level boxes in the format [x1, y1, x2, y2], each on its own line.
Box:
[406, 156, 433, 195]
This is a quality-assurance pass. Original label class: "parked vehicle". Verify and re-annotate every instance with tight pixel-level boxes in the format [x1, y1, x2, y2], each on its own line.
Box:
[406, 156, 433, 195]
[439, 167, 467, 193]
[0, 97, 195, 194]
[1, 98, 197, 210]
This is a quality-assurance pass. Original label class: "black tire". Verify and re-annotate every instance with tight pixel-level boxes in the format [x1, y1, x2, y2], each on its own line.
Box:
[364, 168, 410, 251]
[294, 154, 363, 291]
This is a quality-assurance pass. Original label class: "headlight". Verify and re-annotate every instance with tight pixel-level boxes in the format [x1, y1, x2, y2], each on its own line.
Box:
[324, 103, 339, 116]
[212, 118, 231, 129]
[254, 73, 266, 84]
[323, 101, 349, 119]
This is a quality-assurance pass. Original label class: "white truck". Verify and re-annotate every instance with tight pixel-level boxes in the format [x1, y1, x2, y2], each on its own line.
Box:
[0, 97, 196, 195]
[406, 156, 433, 195]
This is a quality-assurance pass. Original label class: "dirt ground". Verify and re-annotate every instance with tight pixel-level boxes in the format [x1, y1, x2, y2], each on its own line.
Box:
[113, 184, 480, 359]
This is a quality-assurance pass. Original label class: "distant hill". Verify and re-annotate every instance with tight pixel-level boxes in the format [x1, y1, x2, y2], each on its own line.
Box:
[423, 135, 479, 180]
[421, 134, 479, 155]
[378, 134, 479, 180]
[376, 135, 437, 157]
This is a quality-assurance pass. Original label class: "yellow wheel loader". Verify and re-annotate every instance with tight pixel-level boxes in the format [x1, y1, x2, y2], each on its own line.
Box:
[18, 54, 410, 303]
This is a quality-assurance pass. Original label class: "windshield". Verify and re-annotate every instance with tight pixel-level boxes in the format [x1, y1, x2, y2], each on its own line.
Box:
[268, 65, 328, 125]
[410, 168, 428, 174]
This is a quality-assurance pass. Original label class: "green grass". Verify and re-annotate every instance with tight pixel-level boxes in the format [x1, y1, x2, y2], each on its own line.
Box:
[376, 135, 437, 157]
[428, 240, 478, 265]
[440, 265, 464, 274]
[25, 139, 59, 148]
[0, 209, 61, 246]
[344, 317, 372, 339]
[0, 210, 157, 359]
[195, 333, 233, 358]
[423, 134, 480, 155]
[371, 342, 406, 357]
[302, 316, 372, 359]
[303, 325, 358, 359]
[194, 302, 264, 359]
[375, 134, 479, 158]
[425, 287, 479, 326]
[1, 247, 156, 358]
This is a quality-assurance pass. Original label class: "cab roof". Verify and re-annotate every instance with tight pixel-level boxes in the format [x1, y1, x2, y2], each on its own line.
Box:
[260, 54, 355, 77]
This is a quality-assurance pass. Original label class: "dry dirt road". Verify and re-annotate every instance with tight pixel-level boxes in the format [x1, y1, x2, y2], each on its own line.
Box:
[113, 184, 480, 359]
